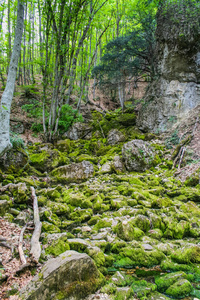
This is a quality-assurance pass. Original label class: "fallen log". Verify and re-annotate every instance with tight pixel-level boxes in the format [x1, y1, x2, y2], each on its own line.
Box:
[18, 224, 27, 265]
[30, 186, 42, 264]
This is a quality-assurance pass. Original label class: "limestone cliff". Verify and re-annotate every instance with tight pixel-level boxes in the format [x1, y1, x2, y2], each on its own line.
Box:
[137, 0, 200, 132]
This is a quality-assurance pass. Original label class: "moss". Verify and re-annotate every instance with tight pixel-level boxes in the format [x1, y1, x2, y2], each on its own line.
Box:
[151, 197, 172, 208]
[93, 219, 112, 231]
[131, 280, 157, 299]
[45, 236, 70, 256]
[42, 210, 61, 226]
[114, 220, 144, 241]
[42, 221, 61, 233]
[77, 154, 98, 164]
[114, 257, 135, 269]
[29, 151, 50, 171]
[160, 258, 192, 273]
[55, 139, 72, 153]
[171, 246, 200, 264]
[120, 247, 165, 267]
[131, 215, 151, 232]
[165, 279, 192, 298]
[155, 271, 188, 292]
[148, 229, 163, 240]
[37, 195, 47, 206]
[47, 189, 61, 200]
[88, 216, 101, 226]
[111, 241, 127, 254]
[180, 201, 200, 217]
[69, 208, 93, 222]
[46, 201, 70, 216]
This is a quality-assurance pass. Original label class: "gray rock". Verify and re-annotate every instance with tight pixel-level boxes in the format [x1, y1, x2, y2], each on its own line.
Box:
[137, 2, 200, 133]
[0, 149, 28, 173]
[107, 129, 125, 145]
[64, 122, 92, 140]
[52, 160, 94, 183]
[20, 250, 103, 300]
[100, 162, 112, 174]
[122, 140, 155, 172]
[112, 155, 124, 174]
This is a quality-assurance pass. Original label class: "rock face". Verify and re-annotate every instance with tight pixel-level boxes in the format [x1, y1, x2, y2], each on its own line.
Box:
[20, 250, 103, 300]
[122, 140, 155, 172]
[137, 0, 200, 132]
[51, 160, 94, 182]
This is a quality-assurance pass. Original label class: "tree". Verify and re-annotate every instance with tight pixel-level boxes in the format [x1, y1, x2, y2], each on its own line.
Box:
[92, 7, 157, 109]
[0, 0, 24, 156]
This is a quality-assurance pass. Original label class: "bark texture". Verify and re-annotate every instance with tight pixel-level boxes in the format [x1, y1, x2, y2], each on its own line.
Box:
[0, 1, 24, 156]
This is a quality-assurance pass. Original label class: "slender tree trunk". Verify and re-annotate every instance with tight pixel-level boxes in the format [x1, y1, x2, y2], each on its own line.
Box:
[7, 0, 12, 69]
[0, 1, 24, 156]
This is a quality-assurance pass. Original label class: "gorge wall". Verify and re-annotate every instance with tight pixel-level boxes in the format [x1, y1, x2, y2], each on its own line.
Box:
[137, 0, 200, 132]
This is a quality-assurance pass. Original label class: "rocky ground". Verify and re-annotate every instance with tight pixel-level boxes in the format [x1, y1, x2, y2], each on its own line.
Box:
[1, 92, 200, 299]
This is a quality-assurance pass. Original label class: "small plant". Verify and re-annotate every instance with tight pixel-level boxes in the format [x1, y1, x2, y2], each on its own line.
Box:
[31, 123, 43, 133]
[22, 100, 43, 118]
[58, 104, 83, 134]
[165, 130, 180, 149]
[10, 133, 25, 149]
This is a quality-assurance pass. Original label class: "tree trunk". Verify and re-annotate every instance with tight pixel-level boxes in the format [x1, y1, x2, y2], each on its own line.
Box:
[0, 0, 24, 157]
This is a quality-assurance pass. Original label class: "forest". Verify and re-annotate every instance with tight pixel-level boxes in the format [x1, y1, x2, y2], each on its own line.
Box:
[1, 0, 200, 300]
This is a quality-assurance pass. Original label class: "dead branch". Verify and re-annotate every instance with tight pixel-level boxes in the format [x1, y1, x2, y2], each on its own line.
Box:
[30, 186, 42, 264]
[0, 241, 13, 252]
[178, 147, 185, 169]
[18, 224, 27, 265]
[0, 183, 13, 192]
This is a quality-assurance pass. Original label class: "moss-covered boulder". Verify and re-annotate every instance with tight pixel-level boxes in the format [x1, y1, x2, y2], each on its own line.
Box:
[122, 140, 155, 172]
[51, 160, 94, 183]
[20, 251, 104, 300]
[0, 148, 28, 174]
[155, 271, 189, 292]
[115, 220, 144, 241]
[165, 279, 192, 298]
[29, 149, 69, 172]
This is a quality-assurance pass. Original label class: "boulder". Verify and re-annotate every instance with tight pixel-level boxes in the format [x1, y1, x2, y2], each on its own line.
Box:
[52, 160, 94, 183]
[122, 140, 155, 172]
[64, 122, 92, 140]
[0, 149, 28, 173]
[20, 250, 104, 300]
[107, 129, 125, 145]
[29, 148, 69, 172]
[112, 155, 125, 174]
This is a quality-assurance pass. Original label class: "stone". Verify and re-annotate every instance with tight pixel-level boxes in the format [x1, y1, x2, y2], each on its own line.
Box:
[20, 250, 104, 300]
[122, 140, 155, 172]
[0, 200, 9, 216]
[165, 279, 192, 298]
[112, 155, 124, 174]
[149, 292, 170, 300]
[137, 1, 200, 132]
[52, 160, 94, 183]
[100, 162, 112, 174]
[115, 220, 144, 241]
[155, 271, 188, 292]
[29, 149, 69, 172]
[0, 149, 28, 173]
[64, 122, 92, 140]
[107, 129, 125, 145]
